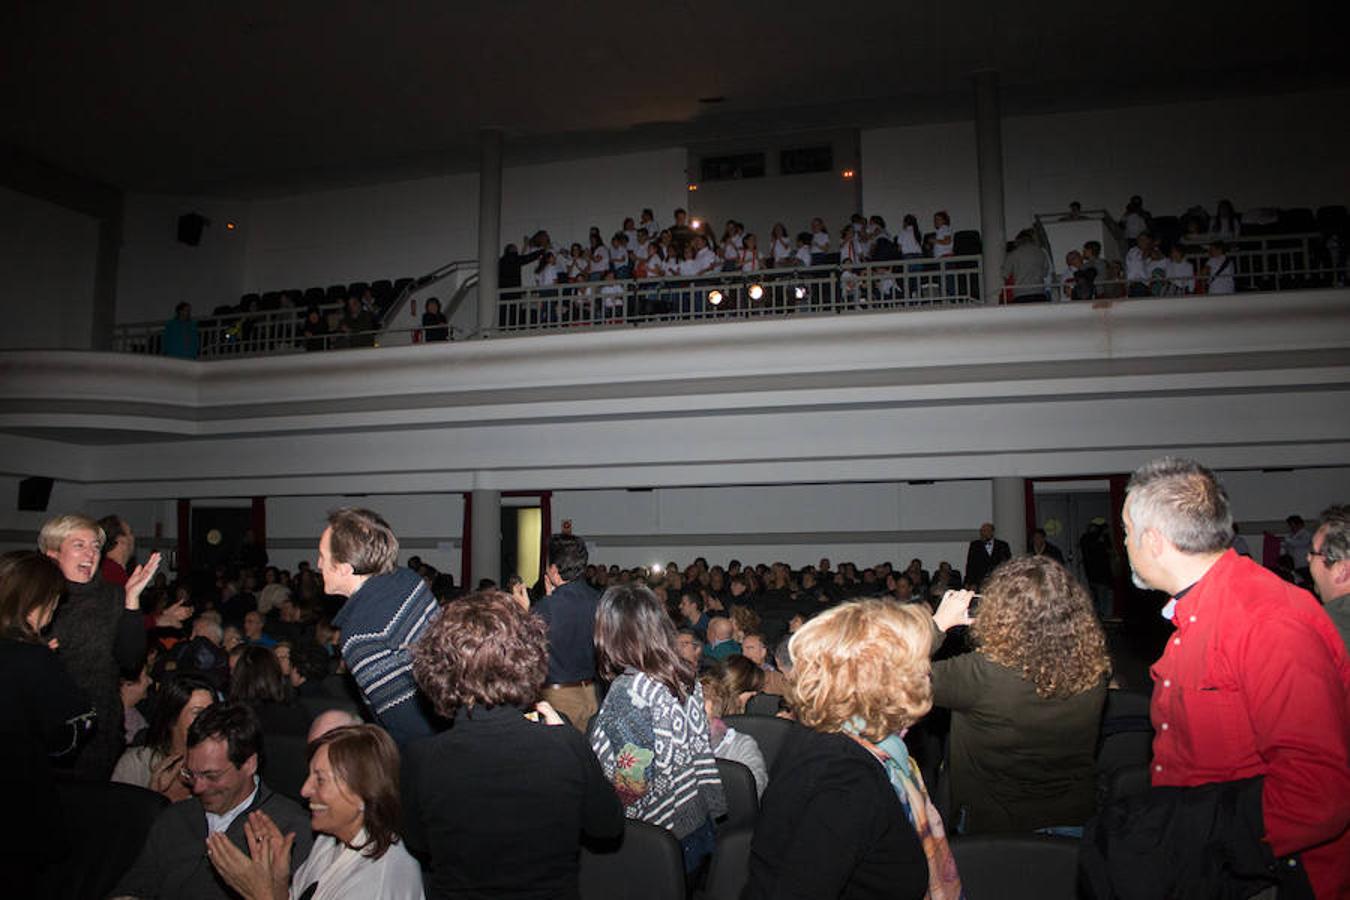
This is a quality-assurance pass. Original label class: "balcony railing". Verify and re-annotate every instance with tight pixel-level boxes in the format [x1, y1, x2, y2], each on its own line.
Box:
[494, 255, 984, 333]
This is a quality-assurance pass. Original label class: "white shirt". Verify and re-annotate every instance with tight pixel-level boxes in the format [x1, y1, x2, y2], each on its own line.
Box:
[1122, 211, 1148, 240]
[933, 224, 954, 257]
[811, 230, 830, 252]
[206, 777, 259, 834]
[623, 228, 638, 249]
[289, 832, 424, 900]
[567, 256, 588, 280]
[677, 256, 702, 277]
[600, 282, 625, 308]
[642, 253, 666, 277]
[794, 245, 813, 267]
[609, 245, 629, 268]
[1125, 246, 1148, 283]
[536, 263, 562, 286]
[898, 228, 923, 256]
[1166, 258, 1195, 293]
[722, 240, 739, 262]
[1060, 265, 1080, 301]
[694, 246, 719, 273]
[770, 236, 794, 263]
[1206, 254, 1235, 295]
[739, 248, 761, 272]
[632, 240, 653, 263]
[840, 237, 864, 264]
[590, 245, 611, 272]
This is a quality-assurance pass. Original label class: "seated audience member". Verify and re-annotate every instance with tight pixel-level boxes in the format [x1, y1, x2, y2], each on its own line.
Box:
[206, 724, 422, 900]
[339, 296, 376, 348]
[740, 632, 789, 695]
[898, 215, 924, 259]
[793, 232, 813, 268]
[700, 669, 769, 797]
[1203, 240, 1236, 295]
[0, 551, 96, 896]
[301, 306, 329, 352]
[768, 223, 794, 267]
[230, 646, 311, 737]
[676, 625, 707, 672]
[704, 615, 741, 661]
[931, 556, 1109, 834]
[420, 297, 449, 342]
[745, 600, 958, 899]
[113, 702, 313, 900]
[113, 674, 219, 800]
[591, 584, 726, 874]
[678, 590, 710, 641]
[405, 590, 621, 897]
[243, 610, 277, 648]
[308, 707, 363, 742]
[722, 654, 766, 713]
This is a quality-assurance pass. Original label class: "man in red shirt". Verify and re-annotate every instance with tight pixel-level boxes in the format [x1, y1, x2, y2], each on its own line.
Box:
[1123, 457, 1350, 897]
[97, 514, 133, 586]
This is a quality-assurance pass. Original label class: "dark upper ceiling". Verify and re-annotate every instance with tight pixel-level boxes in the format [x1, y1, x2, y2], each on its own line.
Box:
[2, 1, 1344, 198]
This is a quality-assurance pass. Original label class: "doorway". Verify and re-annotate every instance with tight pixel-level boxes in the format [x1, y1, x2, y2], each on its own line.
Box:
[500, 505, 542, 588]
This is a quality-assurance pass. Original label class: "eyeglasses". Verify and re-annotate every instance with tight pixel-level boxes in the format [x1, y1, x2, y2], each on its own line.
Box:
[179, 767, 229, 785]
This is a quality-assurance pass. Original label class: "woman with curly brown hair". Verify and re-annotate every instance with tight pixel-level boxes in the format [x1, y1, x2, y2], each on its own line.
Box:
[932, 555, 1111, 834]
[405, 589, 622, 898]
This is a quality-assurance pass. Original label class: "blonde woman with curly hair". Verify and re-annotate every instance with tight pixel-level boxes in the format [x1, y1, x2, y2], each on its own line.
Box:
[745, 600, 961, 900]
[932, 555, 1111, 835]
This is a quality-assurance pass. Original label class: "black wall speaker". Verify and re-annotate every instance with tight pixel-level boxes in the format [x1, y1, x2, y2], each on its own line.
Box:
[18, 476, 54, 511]
[177, 213, 208, 246]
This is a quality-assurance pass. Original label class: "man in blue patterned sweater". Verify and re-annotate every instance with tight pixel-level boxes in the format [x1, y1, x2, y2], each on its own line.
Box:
[321, 507, 441, 745]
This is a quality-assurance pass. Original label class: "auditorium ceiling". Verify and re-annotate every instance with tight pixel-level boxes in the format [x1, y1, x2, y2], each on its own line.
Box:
[1, 1, 1343, 197]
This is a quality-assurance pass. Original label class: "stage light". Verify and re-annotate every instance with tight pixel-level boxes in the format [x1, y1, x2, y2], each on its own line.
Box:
[708, 290, 724, 306]
[748, 283, 764, 301]
[794, 286, 808, 300]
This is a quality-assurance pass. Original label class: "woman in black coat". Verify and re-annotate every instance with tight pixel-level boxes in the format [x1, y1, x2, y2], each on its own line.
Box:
[0, 551, 96, 895]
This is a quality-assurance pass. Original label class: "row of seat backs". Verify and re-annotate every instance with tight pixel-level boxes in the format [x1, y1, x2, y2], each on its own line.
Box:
[1149, 205, 1348, 245]
[234, 277, 415, 314]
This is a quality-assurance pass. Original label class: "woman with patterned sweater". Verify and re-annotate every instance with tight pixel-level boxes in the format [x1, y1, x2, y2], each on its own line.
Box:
[590, 583, 726, 875]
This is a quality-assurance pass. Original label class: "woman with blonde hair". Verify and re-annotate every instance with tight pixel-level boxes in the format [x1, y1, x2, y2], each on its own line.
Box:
[932, 555, 1110, 834]
[745, 600, 960, 900]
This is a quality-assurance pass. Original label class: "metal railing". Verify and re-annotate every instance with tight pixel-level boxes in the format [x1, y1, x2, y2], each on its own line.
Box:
[494, 255, 984, 333]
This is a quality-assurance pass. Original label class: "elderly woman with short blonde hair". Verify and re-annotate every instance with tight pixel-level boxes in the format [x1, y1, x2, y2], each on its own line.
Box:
[744, 599, 961, 900]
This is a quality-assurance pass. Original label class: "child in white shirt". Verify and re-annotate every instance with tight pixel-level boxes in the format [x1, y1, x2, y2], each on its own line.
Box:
[589, 235, 611, 281]
[739, 234, 762, 272]
[810, 218, 830, 253]
[1165, 245, 1195, 295]
[932, 211, 954, 258]
[1203, 242, 1236, 295]
[898, 215, 924, 257]
[794, 232, 814, 268]
[769, 223, 793, 267]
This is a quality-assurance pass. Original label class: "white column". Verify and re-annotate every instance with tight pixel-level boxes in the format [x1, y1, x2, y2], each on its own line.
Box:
[475, 128, 503, 337]
[470, 488, 501, 588]
[992, 476, 1027, 556]
[974, 70, 1006, 306]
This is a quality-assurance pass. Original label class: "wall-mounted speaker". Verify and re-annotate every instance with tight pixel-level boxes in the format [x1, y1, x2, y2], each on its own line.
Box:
[18, 476, 54, 511]
[177, 213, 208, 246]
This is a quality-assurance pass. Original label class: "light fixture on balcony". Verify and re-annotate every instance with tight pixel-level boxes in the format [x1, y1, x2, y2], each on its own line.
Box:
[708, 290, 724, 306]
[748, 283, 764, 301]
[794, 286, 808, 300]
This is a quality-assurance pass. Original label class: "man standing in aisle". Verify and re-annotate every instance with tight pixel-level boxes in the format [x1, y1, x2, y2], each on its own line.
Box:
[533, 532, 601, 731]
[319, 508, 440, 745]
[964, 522, 1011, 589]
[1122, 458, 1350, 897]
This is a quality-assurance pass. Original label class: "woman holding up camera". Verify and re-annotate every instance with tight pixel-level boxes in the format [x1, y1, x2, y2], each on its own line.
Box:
[932, 556, 1110, 834]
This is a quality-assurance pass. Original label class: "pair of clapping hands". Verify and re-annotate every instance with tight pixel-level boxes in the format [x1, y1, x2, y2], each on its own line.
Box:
[205, 810, 294, 900]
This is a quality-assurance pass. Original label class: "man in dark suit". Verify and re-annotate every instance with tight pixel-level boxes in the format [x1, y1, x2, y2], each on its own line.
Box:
[112, 702, 312, 899]
[964, 522, 1012, 589]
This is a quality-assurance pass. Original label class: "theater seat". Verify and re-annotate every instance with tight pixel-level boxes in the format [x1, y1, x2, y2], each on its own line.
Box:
[953, 229, 983, 256]
[703, 827, 753, 900]
[43, 778, 168, 899]
[326, 284, 348, 302]
[579, 819, 685, 900]
[724, 714, 793, 772]
[714, 758, 758, 831]
[949, 834, 1080, 900]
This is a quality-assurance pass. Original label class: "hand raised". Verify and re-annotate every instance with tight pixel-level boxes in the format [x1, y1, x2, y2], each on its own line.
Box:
[124, 552, 163, 609]
[933, 589, 976, 633]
